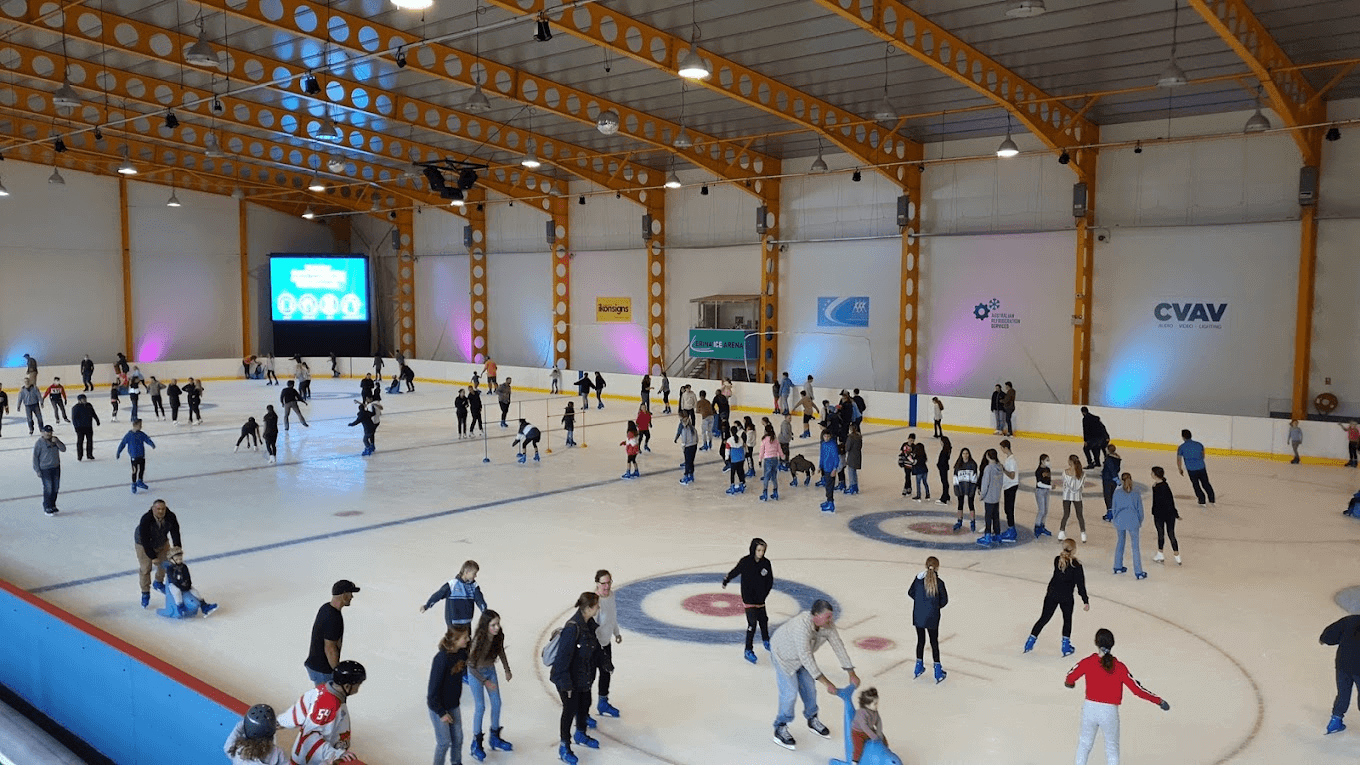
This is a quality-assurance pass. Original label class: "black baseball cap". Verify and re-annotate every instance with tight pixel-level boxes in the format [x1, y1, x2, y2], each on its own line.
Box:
[42, 425, 54, 433]
[332, 580, 361, 596]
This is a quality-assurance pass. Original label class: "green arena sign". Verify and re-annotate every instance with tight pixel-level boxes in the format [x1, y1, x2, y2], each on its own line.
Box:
[687, 329, 750, 361]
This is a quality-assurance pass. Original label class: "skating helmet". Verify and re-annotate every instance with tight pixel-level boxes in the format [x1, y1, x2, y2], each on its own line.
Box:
[242, 704, 277, 739]
[332, 660, 367, 687]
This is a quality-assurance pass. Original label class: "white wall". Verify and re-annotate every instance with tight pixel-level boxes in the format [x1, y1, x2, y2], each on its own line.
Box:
[1312, 219, 1360, 414]
[664, 245, 764, 375]
[486, 251, 552, 368]
[569, 249, 649, 375]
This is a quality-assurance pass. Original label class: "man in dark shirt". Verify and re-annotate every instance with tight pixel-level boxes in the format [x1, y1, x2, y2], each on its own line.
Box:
[135, 499, 181, 608]
[306, 580, 359, 684]
[280, 380, 309, 430]
[70, 394, 101, 460]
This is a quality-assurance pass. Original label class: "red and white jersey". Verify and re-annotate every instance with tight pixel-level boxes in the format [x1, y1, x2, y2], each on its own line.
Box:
[1065, 654, 1163, 706]
[44, 384, 65, 401]
[278, 684, 351, 765]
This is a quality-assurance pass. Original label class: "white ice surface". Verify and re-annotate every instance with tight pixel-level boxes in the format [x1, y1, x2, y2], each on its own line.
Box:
[0, 378, 1358, 765]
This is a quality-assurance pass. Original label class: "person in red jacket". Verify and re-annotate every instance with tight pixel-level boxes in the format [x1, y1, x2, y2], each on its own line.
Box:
[1065, 628, 1170, 764]
[635, 404, 653, 453]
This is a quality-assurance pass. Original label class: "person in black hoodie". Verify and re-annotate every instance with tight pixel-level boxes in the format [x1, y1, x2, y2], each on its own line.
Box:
[427, 625, 470, 765]
[262, 405, 279, 464]
[71, 394, 101, 460]
[469, 388, 484, 434]
[592, 372, 607, 410]
[1150, 466, 1181, 565]
[989, 384, 1005, 435]
[1023, 538, 1089, 657]
[1081, 407, 1109, 469]
[551, 592, 611, 764]
[167, 379, 182, 424]
[723, 538, 775, 664]
[455, 389, 470, 438]
[1321, 613, 1360, 735]
[80, 354, 95, 392]
[348, 402, 378, 456]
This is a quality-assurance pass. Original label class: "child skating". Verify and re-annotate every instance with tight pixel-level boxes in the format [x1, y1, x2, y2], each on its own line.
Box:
[1034, 453, 1054, 537]
[721, 538, 773, 663]
[620, 422, 640, 479]
[513, 419, 541, 462]
[758, 423, 781, 501]
[160, 547, 218, 617]
[116, 419, 155, 494]
[907, 556, 948, 683]
[562, 402, 577, 446]
[1024, 538, 1089, 657]
[223, 704, 286, 764]
[952, 447, 978, 532]
[725, 426, 747, 495]
[818, 429, 840, 513]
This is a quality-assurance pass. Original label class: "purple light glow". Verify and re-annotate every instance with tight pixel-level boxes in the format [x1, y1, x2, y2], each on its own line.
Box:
[926, 320, 989, 392]
[604, 324, 649, 375]
[136, 330, 170, 363]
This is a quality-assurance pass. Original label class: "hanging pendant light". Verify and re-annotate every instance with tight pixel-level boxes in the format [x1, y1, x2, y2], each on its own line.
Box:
[231, 186, 245, 200]
[308, 173, 326, 192]
[184, 27, 220, 68]
[521, 140, 542, 169]
[1157, 1, 1189, 88]
[1243, 86, 1270, 133]
[117, 146, 138, 175]
[52, 79, 81, 113]
[463, 81, 492, 113]
[673, 126, 693, 149]
[873, 44, 897, 122]
[1005, 0, 1046, 17]
[0, 174, 10, 196]
[204, 132, 223, 157]
[166, 188, 182, 207]
[810, 139, 828, 173]
[301, 206, 317, 219]
[314, 114, 342, 142]
[48, 167, 65, 185]
[664, 157, 682, 189]
[677, 0, 710, 80]
[996, 115, 1019, 158]
[391, 0, 433, 9]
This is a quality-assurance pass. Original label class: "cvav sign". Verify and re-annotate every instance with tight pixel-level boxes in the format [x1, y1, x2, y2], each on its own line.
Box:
[1154, 302, 1227, 328]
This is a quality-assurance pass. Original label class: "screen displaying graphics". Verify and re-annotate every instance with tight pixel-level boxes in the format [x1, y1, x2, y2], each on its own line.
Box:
[270, 256, 369, 322]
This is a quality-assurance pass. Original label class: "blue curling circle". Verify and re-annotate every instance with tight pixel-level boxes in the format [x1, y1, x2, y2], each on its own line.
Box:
[849, 509, 1037, 551]
[614, 572, 839, 645]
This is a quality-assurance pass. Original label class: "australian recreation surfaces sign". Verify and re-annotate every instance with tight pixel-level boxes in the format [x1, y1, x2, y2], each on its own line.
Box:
[1154, 302, 1227, 329]
[688, 329, 750, 361]
[818, 297, 870, 327]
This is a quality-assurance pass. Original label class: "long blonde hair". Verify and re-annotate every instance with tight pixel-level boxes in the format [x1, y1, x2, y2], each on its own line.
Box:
[1057, 538, 1080, 572]
[1067, 454, 1083, 479]
[923, 556, 940, 597]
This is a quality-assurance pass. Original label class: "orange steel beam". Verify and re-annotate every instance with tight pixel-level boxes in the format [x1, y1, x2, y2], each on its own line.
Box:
[1186, 0, 1322, 163]
[239, 199, 251, 356]
[814, 0, 1099, 181]
[898, 169, 921, 393]
[466, 200, 490, 364]
[1071, 155, 1098, 405]
[549, 196, 572, 370]
[484, 0, 912, 187]
[757, 183, 782, 384]
[645, 203, 667, 376]
[190, 0, 778, 197]
[1292, 128, 1326, 420]
[119, 176, 134, 359]
[1307, 63, 1358, 110]
[394, 205, 416, 359]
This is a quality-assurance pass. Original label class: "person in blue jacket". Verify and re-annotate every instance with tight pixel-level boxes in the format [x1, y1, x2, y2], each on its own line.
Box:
[819, 429, 841, 513]
[1110, 472, 1147, 579]
[421, 560, 489, 628]
[778, 372, 794, 415]
[116, 419, 156, 494]
[907, 556, 949, 684]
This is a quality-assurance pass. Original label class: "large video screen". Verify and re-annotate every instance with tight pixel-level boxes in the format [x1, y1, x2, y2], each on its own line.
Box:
[270, 256, 369, 322]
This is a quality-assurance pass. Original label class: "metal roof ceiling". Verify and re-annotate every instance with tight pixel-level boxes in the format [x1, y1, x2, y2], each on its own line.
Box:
[2, 0, 1357, 208]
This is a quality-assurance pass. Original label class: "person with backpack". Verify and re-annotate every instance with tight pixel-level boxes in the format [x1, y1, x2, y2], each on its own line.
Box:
[723, 538, 773, 664]
[549, 592, 611, 764]
[1321, 612, 1360, 735]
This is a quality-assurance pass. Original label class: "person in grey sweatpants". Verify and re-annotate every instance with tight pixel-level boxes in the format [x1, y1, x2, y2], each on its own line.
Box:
[17, 380, 44, 435]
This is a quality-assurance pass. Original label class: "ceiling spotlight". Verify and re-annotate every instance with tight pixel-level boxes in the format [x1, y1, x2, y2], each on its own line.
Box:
[395, 47, 407, 68]
[164, 111, 179, 129]
[677, 44, 710, 80]
[53, 136, 67, 153]
[48, 167, 65, 185]
[1243, 108, 1270, 134]
[673, 126, 693, 149]
[463, 82, 492, 113]
[534, 17, 553, 42]
[303, 73, 322, 95]
[996, 135, 1019, 158]
[308, 174, 326, 192]
[1057, 149, 1071, 165]
[391, 0, 432, 9]
[184, 28, 220, 68]
[117, 146, 137, 175]
[231, 186, 245, 200]
[810, 150, 828, 173]
[521, 141, 542, 169]
[0, 175, 9, 197]
[301, 206, 316, 219]
[578, 195, 586, 206]
[597, 109, 620, 136]
[664, 172, 682, 189]
[448, 188, 466, 206]
[204, 133, 223, 157]
[314, 115, 342, 142]
[327, 156, 347, 173]
[1005, 0, 1046, 17]
[93, 126, 103, 142]
[52, 78, 81, 113]
[212, 98, 224, 114]
[873, 95, 897, 122]
[1134, 141, 1143, 154]
[370, 193, 380, 211]
[1326, 127, 1342, 142]
[851, 169, 862, 182]
[700, 184, 709, 196]
[166, 189, 182, 207]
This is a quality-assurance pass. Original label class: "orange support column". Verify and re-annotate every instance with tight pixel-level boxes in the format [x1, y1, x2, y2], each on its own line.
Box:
[757, 183, 782, 384]
[645, 203, 667, 376]
[898, 170, 922, 393]
[119, 177, 134, 357]
[550, 196, 572, 370]
[1292, 128, 1324, 419]
[394, 205, 416, 358]
[1071, 152, 1099, 405]
[239, 199, 251, 356]
[467, 197, 490, 365]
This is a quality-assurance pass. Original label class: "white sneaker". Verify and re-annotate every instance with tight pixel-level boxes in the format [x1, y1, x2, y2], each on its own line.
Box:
[1080, 532, 1087, 543]
[1057, 530, 1066, 541]
[268, 455, 276, 464]
[233, 445, 239, 453]
[1174, 554, 1182, 565]
[1153, 551, 1165, 563]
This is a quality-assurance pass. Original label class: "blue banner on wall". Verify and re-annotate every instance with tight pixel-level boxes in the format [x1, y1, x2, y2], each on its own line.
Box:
[817, 297, 870, 327]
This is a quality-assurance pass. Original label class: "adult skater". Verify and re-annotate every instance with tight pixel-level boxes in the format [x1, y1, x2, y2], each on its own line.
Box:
[145, 376, 165, 420]
[768, 599, 858, 751]
[80, 354, 95, 392]
[279, 660, 366, 765]
[33, 425, 65, 516]
[1081, 407, 1109, 469]
[550, 365, 562, 395]
[167, 379, 183, 424]
[113, 351, 128, 377]
[347, 402, 378, 456]
[844, 424, 862, 495]
[373, 352, 385, 379]
[23, 352, 38, 380]
[1100, 444, 1122, 519]
[297, 361, 313, 401]
[305, 580, 360, 684]
[931, 396, 944, 438]
[43, 377, 69, 424]
[1110, 473, 1147, 579]
[989, 384, 1005, 434]
[1061, 455, 1088, 543]
[468, 387, 485, 435]
[400, 363, 415, 393]
[467, 610, 515, 759]
[496, 379, 512, 428]
[330, 352, 339, 378]
[1035, 453, 1054, 537]
[455, 389, 469, 438]
[264, 353, 278, 385]
[512, 419, 541, 462]
[723, 538, 773, 664]
[550, 592, 609, 764]
[134, 499, 181, 608]
[263, 405, 280, 464]
[639, 373, 651, 408]
[482, 357, 498, 391]
[1320, 612, 1360, 735]
[18, 378, 43, 435]
[1176, 429, 1216, 506]
[659, 371, 671, 414]
[908, 556, 949, 683]
[778, 372, 794, 415]
[575, 372, 593, 410]
[70, 394, 100, 460]
[592, 371, 606, 409]
[1065, 628, 1170, 765]
[999, 439, 1020, 542]
[281, 380, 309, 430]
[1002, 381, 1017, 436]
[1024, 538, 1090, 657]
[977, 448, 1004, 546]
[427, 626, 469, 765]
[593, 570, 623, 721]
[116, 419, 155, 494]
[184, 378, 204, 424]
[126, 376, 141, 422]
[359, 373, 376, 402]
[236, 417, 261, 452]
[937, 435, 953, 506]
[1150, 467, 1181, 565]
[678, 413, 698, 484]
[0, 386, 9, 437]
[695, 391, 715, 450]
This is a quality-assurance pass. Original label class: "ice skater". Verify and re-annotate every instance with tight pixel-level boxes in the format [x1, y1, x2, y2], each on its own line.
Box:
[562, 402, 577, 447]
[280, 380, 308, 430]
[911, 441, 931, 501]
[223, 704, 286, 764]
[723, 538, 773, 664]
[235, 417, 261, 452]
[329, 352, 339, 378]
[898, 440, 914, 496]
[468, 387, 484, 434]
[1065, 628, 1170, 765]
[80, 354, 94, 392]
[758, 424, 781, 501]
[1110, 473, 1146, 579]
[400, 363, 415, 392]
[1342, 421, 1360, 468]
[593, 570, 623, 722]
[1150, 467, 1181, 565]
[550, 592, 607, 764]
[976, 448, 1003, 546]
[427, 625, 469, 765]
[1024, 538, 1089, 657]
[593, 371, 606, 409]
[18, 378, 44, 434]
[725, 426, 747, 495]
[635, 404, 652, 453]
[952, 447, 978, 532]
[264, 353, 278, 385]
[575, 371, 593, 410]
[550, 365, 561, 395]
[455, 389, 470, 438]
[160, 547, 218, 617]
[1061, 455, 1088, 543]
[1320, 612, 1360, 735]
[743, 418, 758, 477]
[146, 376, 165, 420]
[620, 422, 640, 479]
[659, 372, 671, 414]
[108, 376, 121, 422]
[1034, 453, 1054, 537]
[512, 419, 541, 462]
[999, 439, 1020, 542]
[166, 379, 181, 424]
[768, 599, 858, 751]
[0, 386, 8, 437]
[931, 396, 944, 438]
[1100, 444, 1122, 520]
[818, 429, 839, 513]
[936, 435, 953, 506]
[850, 688, 890, 765]
[71, 394, 100, 461]
[482, 357, 498, 391]
[908, 556, 948, 683]
[793, 391, 819, 439]
[1176, 429, 1216, 505]
[262, 405, 279, 464]
[696, 391, 714, 450]
[678, 414, 698, 484]
[468, 610, 516, 759]
[496, 379, 512, 428]
[184, 378, 204, 424]
[421, 560, 489, 629]
[1288, 419, 1303, 464]
[348, 401, 379, 456]
[278, 661, 368, 765]
[116, 419, 155, 494]
[43, 377, 69, 423]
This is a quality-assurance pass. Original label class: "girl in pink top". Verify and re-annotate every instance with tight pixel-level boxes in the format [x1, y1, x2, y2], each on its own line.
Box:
[1339, 421, 1359, 467]
[1065, 628, 1170, 765]
[758, 424, 782, 502]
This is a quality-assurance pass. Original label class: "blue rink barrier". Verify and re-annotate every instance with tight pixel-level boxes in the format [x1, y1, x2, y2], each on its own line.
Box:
[0, 579, 271, 764]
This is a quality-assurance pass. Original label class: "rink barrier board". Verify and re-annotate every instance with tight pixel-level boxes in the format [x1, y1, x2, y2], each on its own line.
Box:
[2, 357, 1351, 466]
